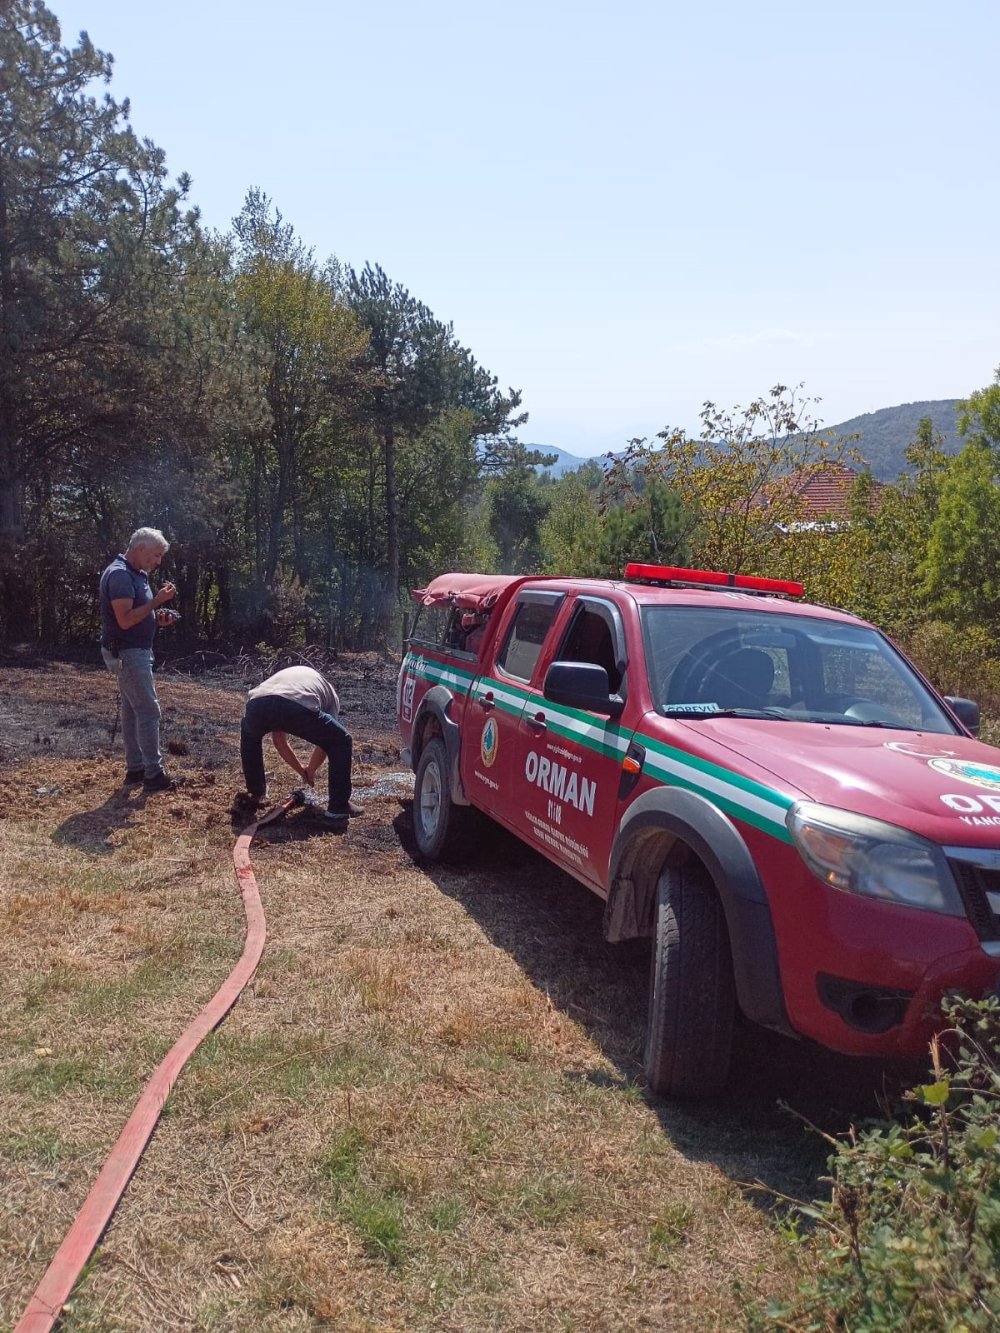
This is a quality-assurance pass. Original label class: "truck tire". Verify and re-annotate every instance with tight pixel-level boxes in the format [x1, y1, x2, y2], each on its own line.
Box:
[644, 861, 735, 1099]
[413, 737, 467, 859]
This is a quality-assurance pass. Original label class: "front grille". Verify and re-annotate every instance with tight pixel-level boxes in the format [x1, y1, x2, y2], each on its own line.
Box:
[946, 851, 1000, 941]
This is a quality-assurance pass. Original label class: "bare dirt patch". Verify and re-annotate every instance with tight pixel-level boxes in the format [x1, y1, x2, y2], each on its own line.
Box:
[0, 657, 878, 1330]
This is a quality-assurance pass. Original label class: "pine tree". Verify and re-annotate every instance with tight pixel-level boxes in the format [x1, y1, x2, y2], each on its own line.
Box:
[0, 1, 185, 631]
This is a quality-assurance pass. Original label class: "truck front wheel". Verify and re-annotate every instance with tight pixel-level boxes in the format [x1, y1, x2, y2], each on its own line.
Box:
[645, 861, 735, 1099]
[413, 737, 467, 859]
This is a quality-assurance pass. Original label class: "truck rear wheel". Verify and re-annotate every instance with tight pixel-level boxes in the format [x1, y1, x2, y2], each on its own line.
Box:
[413, 737, 467, 859]
[645, 861, 735, 1099]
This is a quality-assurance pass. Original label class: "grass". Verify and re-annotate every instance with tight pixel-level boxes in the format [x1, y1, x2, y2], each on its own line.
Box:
[0, 662, 831, 1330]
[1, 1126, 69, 1165]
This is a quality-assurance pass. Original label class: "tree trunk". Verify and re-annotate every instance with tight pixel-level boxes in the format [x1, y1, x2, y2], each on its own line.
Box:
[378, 423, 399, 647]
[0, 149, 23, 547]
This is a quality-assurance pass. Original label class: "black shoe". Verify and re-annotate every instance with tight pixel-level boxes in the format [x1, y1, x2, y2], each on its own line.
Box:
[326, 799, 363, 821]
[144, 770, 181, 793]
[124, 768, 145, 784]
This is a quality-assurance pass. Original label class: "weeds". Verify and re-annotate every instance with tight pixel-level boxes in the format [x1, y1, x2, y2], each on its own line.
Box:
[1, 1126, 68, 1164]
[5, 1054, 134, 1100]
[758, 995, 1000, 1331]
[426, 1196, 463, 1232]
[318, 1126, 407, 1265]
[647, 1201, 694, 1265]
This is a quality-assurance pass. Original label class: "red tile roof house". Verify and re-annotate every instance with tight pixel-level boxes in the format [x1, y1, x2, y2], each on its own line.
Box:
[757, 463, 888, 532]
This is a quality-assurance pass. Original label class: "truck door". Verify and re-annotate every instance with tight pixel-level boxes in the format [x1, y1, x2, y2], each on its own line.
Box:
[509, 596, 631, 891]
[461, 589, 566, 827]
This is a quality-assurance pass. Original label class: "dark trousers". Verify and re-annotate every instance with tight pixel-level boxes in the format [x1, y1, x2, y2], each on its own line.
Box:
[240, 696, 352, 812]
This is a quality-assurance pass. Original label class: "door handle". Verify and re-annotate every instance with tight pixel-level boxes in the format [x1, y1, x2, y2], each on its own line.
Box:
[527, 712, 547, 731]
[478, 691, 495, 712]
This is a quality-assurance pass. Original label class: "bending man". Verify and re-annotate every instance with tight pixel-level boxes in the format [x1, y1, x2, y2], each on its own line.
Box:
[239, 665, 360, 829]
[99, 527, 180, 792]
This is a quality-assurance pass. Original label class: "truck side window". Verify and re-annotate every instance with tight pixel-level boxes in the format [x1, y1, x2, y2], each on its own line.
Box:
[497, 601, 560, 681]
[409, 603, 453, 648]
[559, 608, 622, 693]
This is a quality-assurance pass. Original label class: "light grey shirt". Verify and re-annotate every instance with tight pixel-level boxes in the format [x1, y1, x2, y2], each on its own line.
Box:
[247, 666, 340, 716]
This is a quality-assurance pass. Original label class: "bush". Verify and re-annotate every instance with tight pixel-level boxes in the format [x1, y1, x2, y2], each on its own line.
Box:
[756, 996, 1000, 1331]
[901, 620, 1000, 711]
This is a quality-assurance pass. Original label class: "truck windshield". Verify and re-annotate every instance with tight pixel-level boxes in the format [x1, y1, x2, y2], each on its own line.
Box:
[640, 605, 958, 733]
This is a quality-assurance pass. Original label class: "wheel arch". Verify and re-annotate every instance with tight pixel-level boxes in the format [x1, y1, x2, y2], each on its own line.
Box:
[604, 787, 791, 1034]
[410, 685, 470, 806]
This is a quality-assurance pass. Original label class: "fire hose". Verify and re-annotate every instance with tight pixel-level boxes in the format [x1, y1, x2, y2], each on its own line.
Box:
[15, 791, 306, 1333]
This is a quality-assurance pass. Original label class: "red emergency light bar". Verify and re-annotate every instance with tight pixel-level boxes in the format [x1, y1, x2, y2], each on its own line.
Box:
[624, 563, 804, 598]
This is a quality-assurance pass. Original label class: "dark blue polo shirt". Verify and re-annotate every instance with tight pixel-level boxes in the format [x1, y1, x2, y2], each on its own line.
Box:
[99, 554, 156, 650]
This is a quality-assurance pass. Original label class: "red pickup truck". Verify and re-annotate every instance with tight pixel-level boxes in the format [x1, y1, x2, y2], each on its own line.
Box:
[397, 563, 1000, 1097]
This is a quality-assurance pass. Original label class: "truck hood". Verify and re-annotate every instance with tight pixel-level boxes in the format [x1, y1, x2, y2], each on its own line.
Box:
[674, 718, 1000, 846]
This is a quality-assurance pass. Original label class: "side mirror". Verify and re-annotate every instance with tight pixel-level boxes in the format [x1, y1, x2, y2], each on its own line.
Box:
[944, 695, 981, 737]
[544, 661, 624, 718]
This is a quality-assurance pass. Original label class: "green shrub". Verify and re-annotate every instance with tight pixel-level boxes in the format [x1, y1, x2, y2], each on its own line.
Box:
[757, 996, 1000, 1331]
[901, 620, 1000, 713]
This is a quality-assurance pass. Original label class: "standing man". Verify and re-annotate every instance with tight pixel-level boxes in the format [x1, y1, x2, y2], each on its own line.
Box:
[99, 527, 180, 792]
[237, 665, 361, 829]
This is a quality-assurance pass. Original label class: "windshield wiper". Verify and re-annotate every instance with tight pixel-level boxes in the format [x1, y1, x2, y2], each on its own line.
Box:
[832, 718, 919, 730]
[662, 706, 792, 720]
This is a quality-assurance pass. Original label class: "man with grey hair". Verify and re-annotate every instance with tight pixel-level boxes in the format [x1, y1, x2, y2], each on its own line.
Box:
[99, 527, 181, 792]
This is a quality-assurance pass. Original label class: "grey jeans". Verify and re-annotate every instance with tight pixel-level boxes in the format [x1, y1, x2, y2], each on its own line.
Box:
[102, 646, 163, 777]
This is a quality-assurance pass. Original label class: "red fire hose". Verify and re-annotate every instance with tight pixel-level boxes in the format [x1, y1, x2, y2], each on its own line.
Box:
[15, 793, 303, 1333]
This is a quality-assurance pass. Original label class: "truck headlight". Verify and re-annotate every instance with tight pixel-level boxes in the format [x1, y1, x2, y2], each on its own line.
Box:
[786, 802, 963, 916]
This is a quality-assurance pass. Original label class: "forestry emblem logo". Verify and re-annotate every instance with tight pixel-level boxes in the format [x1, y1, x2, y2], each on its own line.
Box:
[480, 718, 498, 768]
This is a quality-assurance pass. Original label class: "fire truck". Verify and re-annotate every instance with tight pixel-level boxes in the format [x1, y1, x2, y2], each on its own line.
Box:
[396, 564, 1000, 1098]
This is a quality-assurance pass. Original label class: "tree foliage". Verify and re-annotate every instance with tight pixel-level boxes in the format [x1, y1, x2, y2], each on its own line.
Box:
[605, 384, 858, 577]
[346, 262, 525, 637]
[0, 0, 209, 635]
[227, 191, 366, 636]
[0, 3, 533, 651]
[921, 440, 1000, 631]
[482, 442, 551, 573]
[539, 463, 604, 575]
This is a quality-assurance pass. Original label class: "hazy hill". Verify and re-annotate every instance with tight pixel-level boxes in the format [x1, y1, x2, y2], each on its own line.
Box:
[819, 400, 962, 480]
[529, 444, 600, 478]
[529, 400, 966, 485]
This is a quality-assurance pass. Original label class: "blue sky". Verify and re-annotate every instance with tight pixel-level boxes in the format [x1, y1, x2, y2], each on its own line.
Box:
[53, 0, 1000, 456]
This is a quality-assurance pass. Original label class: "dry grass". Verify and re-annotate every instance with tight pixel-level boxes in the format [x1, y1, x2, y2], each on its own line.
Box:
[0, 658, 869, 1331]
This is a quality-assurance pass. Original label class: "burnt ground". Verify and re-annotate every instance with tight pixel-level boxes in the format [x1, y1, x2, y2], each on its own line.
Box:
[0, 649, 400, 782]
[0, 651, 407, 860]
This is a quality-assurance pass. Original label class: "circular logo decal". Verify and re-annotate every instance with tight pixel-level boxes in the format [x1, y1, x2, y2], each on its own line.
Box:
[886, 741, 962, 760]
[481, 718, 498, 768]
[928, 757, 1000, 791]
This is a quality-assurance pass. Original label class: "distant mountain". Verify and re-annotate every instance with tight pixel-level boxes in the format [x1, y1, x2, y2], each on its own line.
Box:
[528, 444, 599, 478]
[527, 400, 967, 485]
[819, 400, 963, 481]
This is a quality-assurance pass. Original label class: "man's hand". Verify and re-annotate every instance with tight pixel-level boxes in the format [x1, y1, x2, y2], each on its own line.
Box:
[272, 731, 313, 784]
[153, 581, 176, 608]
[305, 745, 326, 786]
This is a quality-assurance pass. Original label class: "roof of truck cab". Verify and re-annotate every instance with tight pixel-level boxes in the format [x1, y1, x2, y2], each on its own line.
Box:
[412, 573, 528, 610]
[412, 571, 866, 627]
